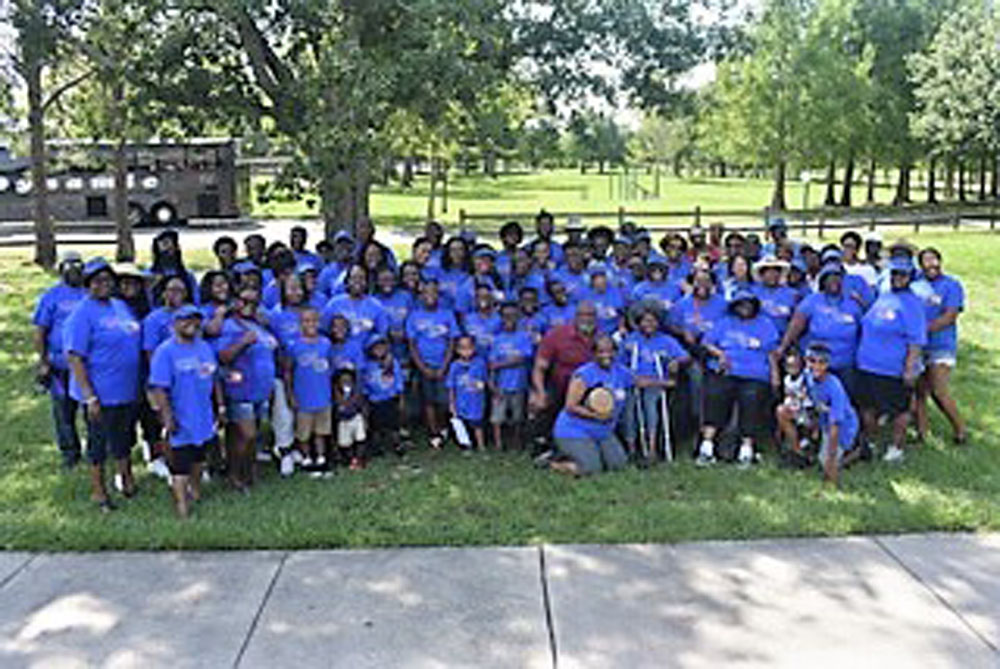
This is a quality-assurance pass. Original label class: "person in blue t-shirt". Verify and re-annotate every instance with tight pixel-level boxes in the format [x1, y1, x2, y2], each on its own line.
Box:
[462, 284, 501, 358]
[913, 248, 967, 445]
[282, 308, 334, 475]
[65, 259, 143, 510]
[697, 290, 780, 468]
[550, 242, 590, 303]
[143, 276, 192, 361]
[620, 308, 691, 464]
[504, 249, 548, 304]
[214, 286, 279, 492]
[518, 287, 547, 347]
[488, 302, 534, 452]
[750, 257, 799, 336]
[363, 334, 406, 457]
[148, 305, 223, 518]
[328, 313, 366, 374]
[406, 279, 460, 449]
[580, 266, 625, 335]
[320, 264, 388, 346]
[541, 279, 577, 331]
[668, 268, 727, 346]
[437, 238, 472, 310]
[550, 335, 634, 476]
[496, 221, 523, 281]
[632, 260, 684, 314]
[373, 265, 413, 366]
[456, 248, 505, 314]
[446, 335, 488, 451]
[33, 251, 86, 468]
[787, 343, 859, 487]
[856, 257, 927, 464]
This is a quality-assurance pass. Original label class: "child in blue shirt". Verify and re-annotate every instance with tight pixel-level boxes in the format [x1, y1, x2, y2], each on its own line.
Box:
[406, 279, 459, 449]
[446, 335, 488, 451]
[518, 286, 547, 348]
[462, 284, 501, 358]
[282, 308, 334, 476]
[363, 334, 406, 457]
[148, 305, 223, 518]
[489, 302, 534, 451]
[802, 343, 859, 487]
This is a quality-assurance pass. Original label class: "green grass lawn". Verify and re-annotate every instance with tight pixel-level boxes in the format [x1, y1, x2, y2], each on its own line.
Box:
[251, 168, 922, 231]
[1, 230, 998, 551]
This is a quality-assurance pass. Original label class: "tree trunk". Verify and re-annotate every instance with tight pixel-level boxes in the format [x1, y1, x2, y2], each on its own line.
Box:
[598, 160, 606, 175]
[978, 154, 987, 201]
[866, 158, 876, 204]
[441, 162, 449, 214]
[381, 156, 393, 185]
[840, 155, 854, 207]
[945, 159, 955, 199]
[402, 156, 414, 187]
[353, 157, 370, 223]
[770, 161, 787, 211]
[718, 161, 727, 178]
[824, 159, 837, 206]
[113, 138, 134, 262]
[927, 157, 937, 204]
[672, 155, 682, 178]
[321, 167, 355, 237]
[27, 62, 55, 269]
[653, 163, 661, 197]
[992, 152, 999, 199]
[426, 157, 437, 221]
[893, 163, 911, 205]
[958, 160, 966, 202]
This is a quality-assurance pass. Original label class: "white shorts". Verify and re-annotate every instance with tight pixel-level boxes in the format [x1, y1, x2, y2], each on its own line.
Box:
[337, 414, 367, 448]
[923, 350, 957, 368]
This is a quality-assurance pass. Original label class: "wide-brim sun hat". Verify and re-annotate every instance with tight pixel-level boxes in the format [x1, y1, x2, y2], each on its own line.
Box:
[112, 262, 144, 279]
[751, 256, 790, 282]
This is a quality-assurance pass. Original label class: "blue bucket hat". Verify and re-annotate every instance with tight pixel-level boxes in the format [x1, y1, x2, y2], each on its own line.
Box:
[82, 258, 114, 284]
[888, 256, 915, 275]
[365, 332, 389, 353]
[173, 304, 203, 322]
[816, 263, 845, 290]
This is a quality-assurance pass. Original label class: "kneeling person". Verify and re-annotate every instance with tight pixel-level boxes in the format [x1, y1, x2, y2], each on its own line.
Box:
[148, 305, 224, 518]
[805, 343, 859, 486]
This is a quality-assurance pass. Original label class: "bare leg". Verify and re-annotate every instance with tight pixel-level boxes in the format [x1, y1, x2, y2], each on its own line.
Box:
[914, 372, 931, 441]
[188, 463, 203, 502]
[492, 423, 503, 451]
[116, 457, 135, 495]
[171, 474, 190, 518]
[891, 410, 910, 450]
[776, 405, 800, 452]
[90, 463, 108, 503]
[860, 408, 878, 444]
[928, 364, 966, 441]
[474, 427, 486, 451]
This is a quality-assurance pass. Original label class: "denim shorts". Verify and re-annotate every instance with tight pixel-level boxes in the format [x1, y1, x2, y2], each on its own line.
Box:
[226, 399, 270, 424]
[86, 402, 138, 464]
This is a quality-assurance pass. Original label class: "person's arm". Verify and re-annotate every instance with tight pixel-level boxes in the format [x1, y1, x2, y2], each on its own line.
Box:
[903, 344, 921, 386]
[408, 338, 432, 377]
[777, 311, 808, 357]
[282, 354, 297, 411]
[33, 325, 50, 377]
[213, 379, 227, 427]
[218, 328, 257, 365]
[823, 423, 840, 487]
[436, 338, 455, 380]
[149, 386, 175, 436]
[203, 305, 227, 337]
[564, 376, 604, 421]
[768, 350, 783, 392]
[449, 387, 458, 418]
[928, 307, 959, 333]
[529, 354, 552, 410]
[702, 343, 729, 373]
[67, 353, 100, 421]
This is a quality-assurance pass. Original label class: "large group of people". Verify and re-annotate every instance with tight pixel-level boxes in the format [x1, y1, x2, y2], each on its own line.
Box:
[32, 212, 968, 517]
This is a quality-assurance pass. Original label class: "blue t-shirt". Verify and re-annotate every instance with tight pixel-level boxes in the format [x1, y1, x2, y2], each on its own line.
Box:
[406, 305, 460, 369]
[843, 273, 874, 310]
[363, 357, 403, 402]
[321, 294, 388, 345]
[912, 274, 964, 353]
[669, 294, 728, 340]
[632, 280, 683, 312]
[445, 357, 487, 421]
[550, 268, 589, 303]
[489, 330, 534, 392]
[268, 307, 305, 351]
[437, 268, 469, 310]
[504, 270, 548, 304]
[288, 337, 333, 412]
[462, 311, 501, 358]
[64, 297, 142, 405]
[148, 337, 218, 447]
[553, 362, 634, 441]
[806, 370, 858, 450]
[375, 290, 414, 360]
[795, 293, 863, 370]
[580, 285, 625, 334]
[751, 284, 799, 335]
[261, 279, 282, 310]
[455, 275, 505, 315]
[33, 282, 85, 369]
[142, 306, 179, 353]
[213, 317, 278, 403]
[704, 314, 779, 383]
[316, 262, 349, 300]
[620, 331, 688, 376]
[329, 337, 366, 374]
[857, 290, 927, 378]
[542, 302, 577, 331]
[519, 313, 548, 347]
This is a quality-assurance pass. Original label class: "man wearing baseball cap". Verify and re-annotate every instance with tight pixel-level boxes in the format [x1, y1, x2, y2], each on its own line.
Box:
[33, 250, 86, 469]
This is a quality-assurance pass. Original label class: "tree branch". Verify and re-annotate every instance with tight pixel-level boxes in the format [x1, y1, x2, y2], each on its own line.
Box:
[42, 69, 95, 112]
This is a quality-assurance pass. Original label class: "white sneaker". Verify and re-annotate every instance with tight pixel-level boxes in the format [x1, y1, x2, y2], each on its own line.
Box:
[316, 455, 327, 468]
[696, 440, 716, 466]
[279, 453, 295, 477]
[256, 450, 273, 463]
[737, 444, 755, 469]
[113, 473, 124, 492]
[201, 470, 211, 484]
[140, 440, 153, 463]
[149, 457, 171, 480]
[302, 456, 314, 468]
[290, 450, 304, 465]
[883, 445, 905, 463]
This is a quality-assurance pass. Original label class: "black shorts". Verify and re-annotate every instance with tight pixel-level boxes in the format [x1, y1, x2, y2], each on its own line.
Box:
[167, 442, 209, 476]
[856, 370, 911, 417]
[85, 402, 137, 464]
[370, 399, 400, 432]
[703, 374, 773, 441]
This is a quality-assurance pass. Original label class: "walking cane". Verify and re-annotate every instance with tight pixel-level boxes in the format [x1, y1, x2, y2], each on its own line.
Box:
[630, 342, 647, 461]
[654, 353, 673, 463]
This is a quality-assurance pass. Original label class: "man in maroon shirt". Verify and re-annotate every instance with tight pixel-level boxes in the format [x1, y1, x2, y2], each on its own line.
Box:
[529, 302, 597, 451]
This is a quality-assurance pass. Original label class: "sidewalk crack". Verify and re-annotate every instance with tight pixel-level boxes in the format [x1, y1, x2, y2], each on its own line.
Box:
[0, 554, 36, 592]
[233, 552, 288, 668]
[538, 545, 559, 669]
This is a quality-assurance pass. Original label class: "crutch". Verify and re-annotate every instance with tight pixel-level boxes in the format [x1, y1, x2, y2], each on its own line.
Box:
[654, 353, 673, 462]
[630, 342, 648, 462]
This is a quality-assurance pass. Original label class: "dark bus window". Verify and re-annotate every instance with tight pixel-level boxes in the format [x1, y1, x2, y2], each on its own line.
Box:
[197, 193, 220, 216]
[86, 196, 108, 217]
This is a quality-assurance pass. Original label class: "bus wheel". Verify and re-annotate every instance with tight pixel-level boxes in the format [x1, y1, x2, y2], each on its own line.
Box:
[149, 201, 179, 227]
[128, 202, 148, 228]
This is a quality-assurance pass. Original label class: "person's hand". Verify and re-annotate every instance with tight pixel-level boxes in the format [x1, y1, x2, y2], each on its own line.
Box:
[903, 371, 917, 388]
[86, 397, 101, 422]
[215, 405, 227, 429]
[37, 361, 51, 381]
[683, 332, 696, 347]
[718, 354, 731, 374]
[240, 329, 258, 347]
[165, 415, 178, 435]
[529, 390, 549, 412]
[667, 360, 679, 376]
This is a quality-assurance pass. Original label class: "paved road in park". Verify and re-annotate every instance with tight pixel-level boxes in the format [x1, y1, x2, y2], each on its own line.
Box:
[0, 533, 997, 668]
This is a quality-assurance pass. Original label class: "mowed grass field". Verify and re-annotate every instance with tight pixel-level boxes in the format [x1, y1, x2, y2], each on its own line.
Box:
[0, 225, 998, 550]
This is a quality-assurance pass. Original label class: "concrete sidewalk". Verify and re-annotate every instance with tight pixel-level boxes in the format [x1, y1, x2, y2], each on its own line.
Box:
[0, 534, 997, 668]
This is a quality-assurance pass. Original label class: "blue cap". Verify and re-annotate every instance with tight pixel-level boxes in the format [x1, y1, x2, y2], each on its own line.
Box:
[365, 332, 389, 352]
[821, 248, 843, 265]
[333, 230, 353, 244]
[173, 304, 203, 322]
[472, 247, 496, 260]
[817, 263, 844, 288]
[889, 256, 915, 274]
[613, 236, 631, 246]
[295, 261, 319, 275]
[587, 262, 609, 276]
[729, 289, 760, 309]
[82, 258, 113, 283]
[646, 251, 669, 266]
[805, 342, 832, 362]
[636, 229, 652, 242]
[232, 260, 261, 275]
[768, 218, 788, 230]
[790, 257, 808, 273]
